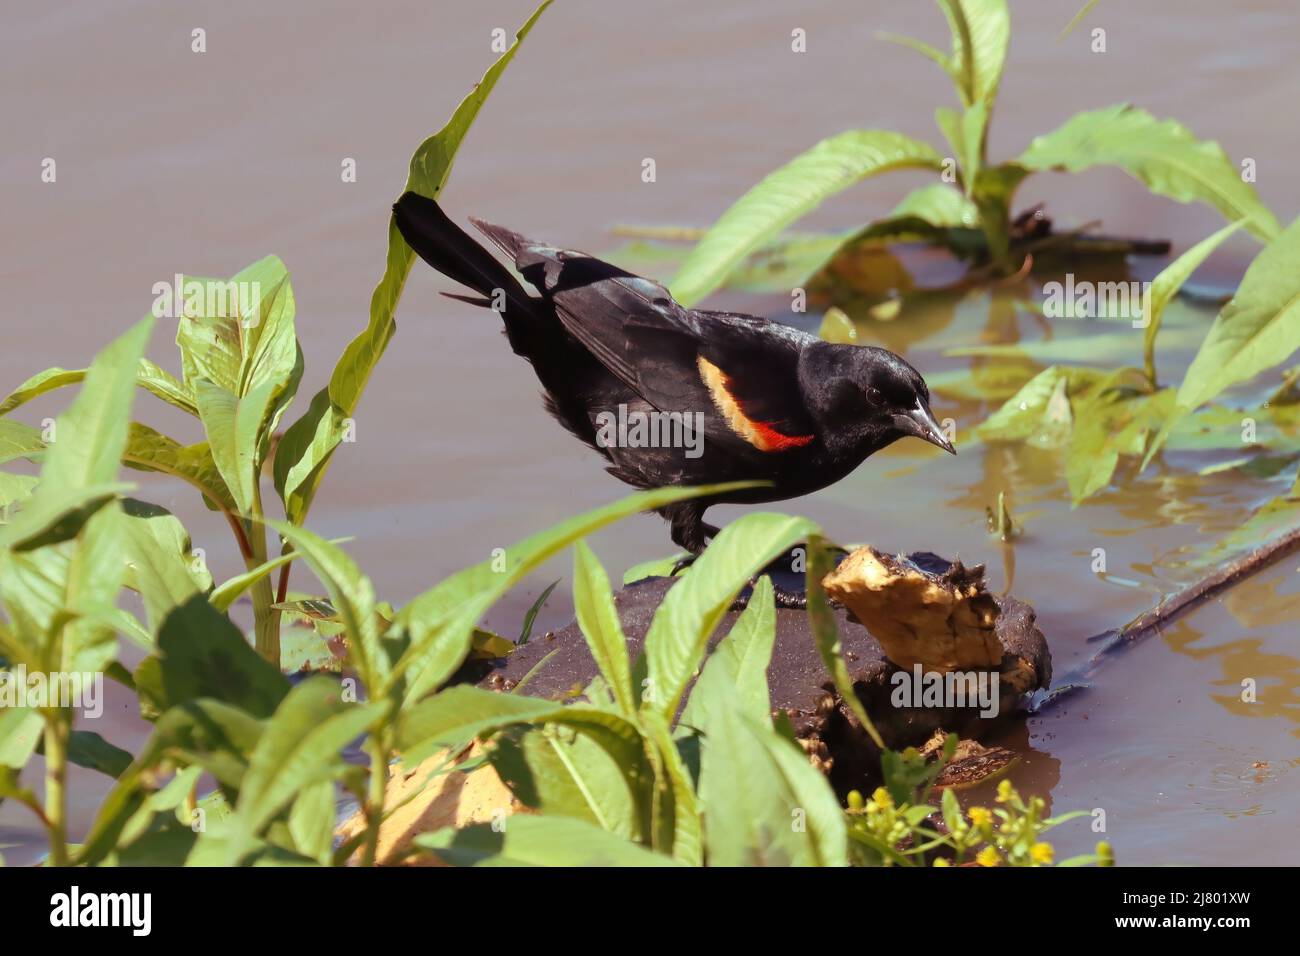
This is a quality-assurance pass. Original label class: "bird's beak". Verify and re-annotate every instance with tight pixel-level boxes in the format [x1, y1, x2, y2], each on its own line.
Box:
[895, 402, 956, 454]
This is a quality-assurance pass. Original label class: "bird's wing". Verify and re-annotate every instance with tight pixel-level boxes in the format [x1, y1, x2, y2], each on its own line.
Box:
[470, 219, 820, 453]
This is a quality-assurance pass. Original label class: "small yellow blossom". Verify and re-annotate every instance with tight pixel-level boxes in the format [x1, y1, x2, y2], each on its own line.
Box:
[871, 787, 893, 810]
[976, 846, 1001, 867]
[1096, 841, 1114, 866]
[933, 857, 951, 867]
[1030, 842, 1055, 865]
[996, 779, 1014, 804]
[968, 806, 992, 828]
[846, 790, 864, 811]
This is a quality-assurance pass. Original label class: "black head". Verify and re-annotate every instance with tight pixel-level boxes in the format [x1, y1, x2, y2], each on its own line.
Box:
[798, 342, 955, 458]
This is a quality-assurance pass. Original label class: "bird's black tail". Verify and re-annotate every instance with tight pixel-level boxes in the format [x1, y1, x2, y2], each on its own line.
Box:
[392, 191, 537, 320]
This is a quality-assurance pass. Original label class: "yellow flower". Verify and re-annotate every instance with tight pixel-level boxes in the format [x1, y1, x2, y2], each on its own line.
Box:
[996, 779, 1014, 804]
[1096, 841, 1115, 867]
[976, 846, 1001, 867]
[846, 790, 864, 811]
[933, 857, 951, 867]
[871, 787, 893, 810]
[968, 806, 992, 828]
[1030, 842, 1055, 865]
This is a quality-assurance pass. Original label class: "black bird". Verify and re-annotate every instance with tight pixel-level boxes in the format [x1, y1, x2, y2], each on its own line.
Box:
[393, 192, 955, 601]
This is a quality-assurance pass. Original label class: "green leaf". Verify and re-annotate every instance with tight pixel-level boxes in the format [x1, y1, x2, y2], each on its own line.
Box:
[120, 498, 211, 632]
[395, 685, 647, 779]
[0, 420, 45, 465]
[1, 318, 154, 549]
[622, 552, 687, 585]
[62, 730, 134, 779]
[227, 677, 384, 853]
[572, 541, 636, 716]
[696, 670, 846, 867]
[175, 257, 299, 401]
[1177, 215, 1300, 411]
[194, 379, 279, 516]
[937, 0, 1011, 110]
[1018, 105, 1280, 242]
[971, 161, 1029, 262]
[680, 575, 776, 731]
[1059, 0, 1101, 40]
[0, 707, 42, 768]
[390, 484, 755, 705]
[287, 781, 336, 865]
[415, 814, 679, 867]
[122, 423, 236, 513]
[670, 131, 944, 306]
[1143, 220, 1246, 384]
[936, 103, 988, 196]
[490, 726, 640, 840]
[266, 521, 384, 691]
[977, 365, 1106, 446]
[642, 513, 816, 719]
[0, 358, 196, 418]
[209, 544, 343, 613]
[140, 593, 289, 719]
[273, 0, 553, 527]
[806, 536, 884, 750]
[1066, 387, 1172, 504]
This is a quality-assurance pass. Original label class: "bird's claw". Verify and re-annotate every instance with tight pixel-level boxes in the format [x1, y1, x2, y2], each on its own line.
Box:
[670, 554, 698, 576]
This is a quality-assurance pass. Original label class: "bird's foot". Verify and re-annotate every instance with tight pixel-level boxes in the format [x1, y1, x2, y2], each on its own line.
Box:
[670, 553, 698, 576]
[729, 579, 808, 611]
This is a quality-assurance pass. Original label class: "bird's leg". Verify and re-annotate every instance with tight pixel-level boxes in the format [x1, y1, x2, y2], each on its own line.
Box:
[667, 506, 717, 576]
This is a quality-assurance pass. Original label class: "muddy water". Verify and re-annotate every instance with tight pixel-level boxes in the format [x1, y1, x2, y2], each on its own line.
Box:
[3, 1, 1299, 865]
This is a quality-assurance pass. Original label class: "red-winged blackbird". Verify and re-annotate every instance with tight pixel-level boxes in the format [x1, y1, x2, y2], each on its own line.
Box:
[394, 192, 955, 579]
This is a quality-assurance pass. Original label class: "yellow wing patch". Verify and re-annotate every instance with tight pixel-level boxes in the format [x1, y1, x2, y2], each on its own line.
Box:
[697, 355, 814, 452]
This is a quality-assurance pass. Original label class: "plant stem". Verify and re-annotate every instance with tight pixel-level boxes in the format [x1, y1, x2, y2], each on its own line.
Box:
[361, 736, 388, 867]
[248, 485, 281, 665]
[43, 717, 70, 866]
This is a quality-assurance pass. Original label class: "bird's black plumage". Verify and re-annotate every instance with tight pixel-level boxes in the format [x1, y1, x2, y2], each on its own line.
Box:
[393, 191, 955, 560]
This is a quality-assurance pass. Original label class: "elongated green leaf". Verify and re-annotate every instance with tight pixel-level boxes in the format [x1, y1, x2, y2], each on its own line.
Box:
[0, 358, 195, 418]
[62, 730, 134, 779]
[1066, 387, 1172, 504]
[230, 677, 384, 845]
[0, 472, 38, 513]
[140, 594, 289, 719]
[681, 575, 776, 732]
[937, 0, 1011, 109]
[671, 131, 943, 306]
[1178, 216, 1300, 411]
[266, 521, 384, 690]
[209, 543, 344, 613]
[274, 1, 553, 527]
[390, 484, 756, 705]
[415, 814, 679, 867]
[1143, 220, 1246, 384]
[971, 161, 1028, 262]
[1018, 105, 1280, 242]
[977, 365, 1107, 446]
[643, 513, 816, 719]
[396, 685, 646, 775]
[194, 379, 278, 515]
[23, 317, 153, 501]
[120, 498, 211, 631]
[806, 536, 884, 750]
[122, 422, 235, 513]
[696, 668, 846, 867]
[0, 420, 45, 465]
[936, 103, 987, 196]
[639, 711, 703, 865]
[1059, 0, 1101, 40]
[288, 781, 336, 865]
[0, 707, 42, 768]
[490, 727, 640, 840]
[572, 541, 636, 716]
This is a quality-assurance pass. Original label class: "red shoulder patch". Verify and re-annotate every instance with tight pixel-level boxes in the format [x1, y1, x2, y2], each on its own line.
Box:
[697, 356, 814, 452]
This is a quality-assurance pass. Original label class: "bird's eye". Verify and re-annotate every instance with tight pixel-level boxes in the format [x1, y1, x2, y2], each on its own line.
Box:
[865, 385, 884, 404]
